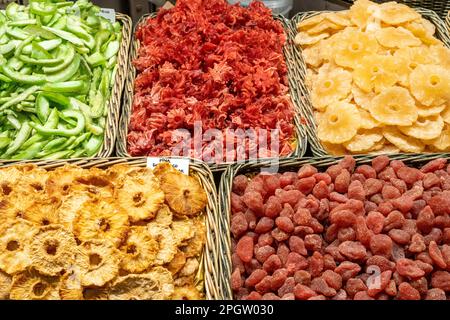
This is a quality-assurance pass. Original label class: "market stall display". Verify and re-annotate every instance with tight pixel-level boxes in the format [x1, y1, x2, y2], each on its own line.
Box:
[117, 0, 307, 171]
[0, 158, 222, 300]
[292, 0, 450, 156]
[220, 154, 450, 300]
[0, 0, 131, 159]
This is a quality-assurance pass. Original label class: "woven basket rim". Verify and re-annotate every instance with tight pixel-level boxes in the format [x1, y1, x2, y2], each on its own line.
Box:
[290, 7, 450, 158]
[116, 12, 308, 172]
[218, 152, 450, 299]
[0, 156, 224, 300]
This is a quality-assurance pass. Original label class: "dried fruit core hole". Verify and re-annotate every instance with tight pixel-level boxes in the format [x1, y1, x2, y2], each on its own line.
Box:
[183, 189, 190, 197]
[429, 75, 440, 86]
[324, 80, 333, 89]
[32, 183, 44, 192]
[127, 244, 137, 255]
[42, 219, 50, 226]
[417, 118, 427, 124]
[372, 66, 380, 74]
[329, 115, 339, 124]
[133, 192, 143, 204]
[32, 282, 46, 297]
[409, 62, 417, 69]
[62, 185, 70, 192]
[6, 240, 19, 251]
[388, 105, 400, 112]
[45, 240, 59, 256]
[89, 253, 102, 266]
[2, 183, 12, 195]
[350, 43, 360, 51]
[99, 218, 111, 232]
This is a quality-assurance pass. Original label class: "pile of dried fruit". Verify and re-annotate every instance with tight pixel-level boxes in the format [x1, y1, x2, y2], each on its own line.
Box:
[230, 156, 450, 300]
[295, 0, 450, 155]
[0, 162, 207, 300]
[127, 0, 295, 161]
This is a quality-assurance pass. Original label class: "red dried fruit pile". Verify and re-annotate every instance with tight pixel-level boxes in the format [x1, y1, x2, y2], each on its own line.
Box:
[230, 156, 450, 300]
[127, 0, 295, 161]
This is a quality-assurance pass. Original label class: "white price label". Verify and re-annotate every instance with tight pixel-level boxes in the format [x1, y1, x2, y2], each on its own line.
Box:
[146, 157, 190, 175]
[98, 8, 116, 23]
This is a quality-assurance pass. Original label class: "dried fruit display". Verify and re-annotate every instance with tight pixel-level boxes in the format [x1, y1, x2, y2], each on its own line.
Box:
[0, 163, 207, 300]
[295, 0, 450, 155]
[230, 156, 450, 300]
[127, 0, 296, 161]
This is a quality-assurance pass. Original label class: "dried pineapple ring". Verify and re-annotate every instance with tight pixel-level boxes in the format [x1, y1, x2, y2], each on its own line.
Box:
[57, 191, 91, 232]
[310, 67, 352, 111]
[172, 285, 204, 300]
[73, 198, 129, 246]
[155, 205, 173, 227]
[402, 19, 439, 45]
[23, 196, 61, 226]
[321, 141, 347, 156]
[9, 270, 60, 300]
[302, 45, 323, 68]
[0, 196, 24, 221]
[353, 55, 398, 93]
[148, 223, 177, 265]
[294, 32, 329, 46]
[369, 138, 386, 152]
[417, 104, 446, 117]
[46, 165, 86, 196]
[0, 166, 23, 191]
[394, 46, 434, 67]
[370, 144, 400, 155]
[120, 226, 159, 274]
[441, 104, 450, 124]
[59, 272, 83, 300]
[110, 267, 174, 300]
[375, 27, 421, 48]
[182, 217, 206, 258]
[324, 12, 351, 27]
[370, 86, 417, 126]
[82, 288, 109, 300]
[16, 167, 48, 195]
[352, 86, 375, 110]
[72, 169, 115, 199]
[318, 102, 361, 144]
[167, 249, 187, 275]
[399, 115, 444, 140]
[349, 0, 376, 28]
[410, 64, 450, 107]
[343, 129, 383, 153]
[116, 172, 165, 223]
[383, 127, 425, 152]
[0, 270, 11, 299]
[334, 29, 379, 69]
[430, 44, 450, 69]
[30, 225, 77, 276]
[78, 240, 119, 287]
[306, 20, 340, 35]
[179, 258, 199, 277]
[297, 14, 325, 31]
[0, 219, 35, 274]
[172, 219, 195, 246]
[358, 109, 381, 130]
[426, 124, 450, 151]
[159, 171, 207, 218]
[372, 2, 420, 25]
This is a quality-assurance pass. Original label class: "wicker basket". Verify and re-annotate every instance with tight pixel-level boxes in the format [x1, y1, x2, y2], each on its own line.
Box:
[116, 13, 307, 172]
[447, 9, 450, 30]
[218, 153, 450, 299]
[0, 156, 223, 300]
[330, 0, 450, 20]
[290, 8, 450, 157]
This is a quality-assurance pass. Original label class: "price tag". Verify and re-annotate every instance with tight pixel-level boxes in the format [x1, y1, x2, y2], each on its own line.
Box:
[98, 8, 116, 23]
[146, 157, 190, 175]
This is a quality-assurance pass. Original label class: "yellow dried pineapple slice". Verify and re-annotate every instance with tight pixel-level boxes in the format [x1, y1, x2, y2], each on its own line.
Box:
[306, 20, 341, 34]
[382, 127, 424, 152]
[399, 115, 444, 140]
[321, 142, 347, 156]
[324, 12, 351, 27]
[302, 44, 323, 68]
[375, 27, 421, 48]
[358, 108, 381, 129]
[430, 44, 450, 69]
[416, 103, 446, 117]
[349, 0, 377, 29]
[425, 124, 450, 151]
[409, 64, 450, 107]
[372, 1, 420, 25]
[370, 86, 417, 125]
[369, 138, 386, 152]
[370, 144, 400, 155]
[9, 270, 60, 300]
[352, 86, 375, 110]
[441, 104, 450, 124]
[311, 67, 352, 110]
[297, 14, 325, 31]
[334, 29, 379, 69]
[394, 46, 434, 69]
[317, 101, 361, 144]
[318, 33, 341, 62]
[353, 55, 398, 93]
[305, 69, 316, 90]
[343, 129, 384, 153]
[402, 19, 440, 45]
[294, 32, 329, 46]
